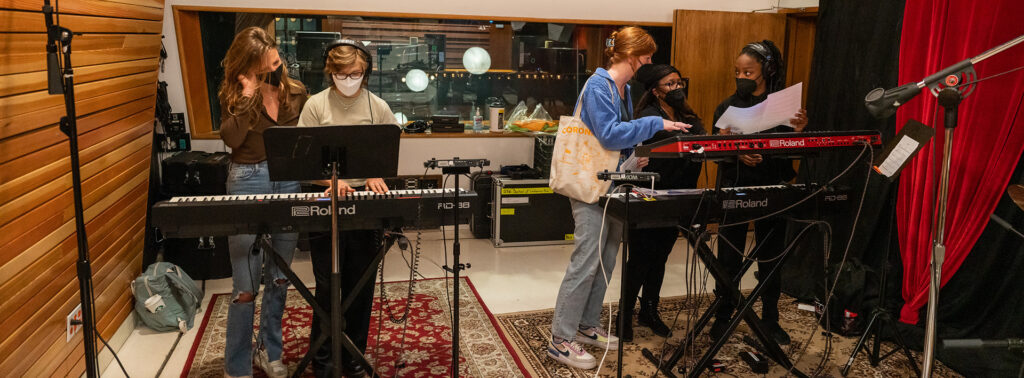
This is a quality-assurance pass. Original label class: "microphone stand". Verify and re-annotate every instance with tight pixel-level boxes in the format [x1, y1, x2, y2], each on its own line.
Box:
[424, 157, 487, 377]
[863, 33, 1024, 378]
[44, 2, 100, 377]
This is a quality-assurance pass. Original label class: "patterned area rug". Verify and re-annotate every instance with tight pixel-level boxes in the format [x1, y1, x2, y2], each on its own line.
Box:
[495, 293, 963, 377]
[182, 277, 526, 377]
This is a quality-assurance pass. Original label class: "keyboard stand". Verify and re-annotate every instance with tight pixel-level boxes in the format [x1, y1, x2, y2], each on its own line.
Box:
[255, 230, 395, 378]
[642, 223, 812, 378]
[263, 125, 401, 378]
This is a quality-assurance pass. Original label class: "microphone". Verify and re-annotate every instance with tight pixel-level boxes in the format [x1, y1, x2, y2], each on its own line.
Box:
[864, 32, 1024, 119]
[864, 83, 923, 119]
[47, 47, 62, 94]
[596, 170, 660, 183]
[43, 1, 63, 95]
[942, 339, 1024, 351]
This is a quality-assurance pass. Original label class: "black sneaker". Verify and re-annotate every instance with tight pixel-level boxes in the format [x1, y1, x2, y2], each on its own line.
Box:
[709, 319, 729, 342]
[762, 321, 791, 345]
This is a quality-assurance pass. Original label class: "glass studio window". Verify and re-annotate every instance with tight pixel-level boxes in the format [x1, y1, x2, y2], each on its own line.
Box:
[196, 12, 672, 131]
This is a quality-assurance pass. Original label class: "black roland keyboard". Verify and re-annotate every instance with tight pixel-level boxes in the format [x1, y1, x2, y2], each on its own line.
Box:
[152, 189, 476, 238]
[599, 184, 851, 229]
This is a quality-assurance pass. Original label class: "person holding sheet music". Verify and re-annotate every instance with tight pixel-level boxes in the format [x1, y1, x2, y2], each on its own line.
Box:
[709, 40, 808, 346]
[297, 39, 399, 378]
[217, 27, 307, 378]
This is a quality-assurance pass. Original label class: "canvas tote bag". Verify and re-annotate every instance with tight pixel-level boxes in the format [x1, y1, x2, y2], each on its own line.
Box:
[549, 79, 620, 204]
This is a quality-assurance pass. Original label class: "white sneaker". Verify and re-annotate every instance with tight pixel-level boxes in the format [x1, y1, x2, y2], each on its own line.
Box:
[547, 339, 598, 369]
[256, 349, 287, 378]
[576, 326, 619, 350]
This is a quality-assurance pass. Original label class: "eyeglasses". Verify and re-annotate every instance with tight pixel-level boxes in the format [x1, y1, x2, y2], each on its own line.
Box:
[333, 72, 364, 80]
[660, 80, 685, 89]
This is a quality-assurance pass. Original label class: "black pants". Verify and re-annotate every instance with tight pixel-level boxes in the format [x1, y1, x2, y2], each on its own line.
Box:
[309, 228, 381, 372]
[623, 227, 678, 311]
[715, 217, 786, 324]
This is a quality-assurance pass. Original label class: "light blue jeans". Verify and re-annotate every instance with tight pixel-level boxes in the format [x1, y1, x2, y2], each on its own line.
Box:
[224, 161, 300, 376]
[550, 198, 623, 341]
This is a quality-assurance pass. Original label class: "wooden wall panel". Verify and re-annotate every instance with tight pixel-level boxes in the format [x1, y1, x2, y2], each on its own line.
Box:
[0, 84, 155, 139]
[0, 11, 162, 33]
[784, 12, 817, 105]
[0, 58, 158, 97]
[0, 0, 163, 376]
[671, 10, 787, 187]
[0, 0, 162, 20]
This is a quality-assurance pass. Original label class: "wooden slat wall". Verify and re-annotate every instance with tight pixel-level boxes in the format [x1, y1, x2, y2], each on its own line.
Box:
[0, 0, 163, 376]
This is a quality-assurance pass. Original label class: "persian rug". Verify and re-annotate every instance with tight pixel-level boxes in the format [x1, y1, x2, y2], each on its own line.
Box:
[182, 277, 526, 377]
[495, 293, 962, 377]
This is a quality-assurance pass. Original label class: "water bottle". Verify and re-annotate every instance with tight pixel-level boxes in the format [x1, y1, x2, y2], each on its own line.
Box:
[473, 108, 484, 133]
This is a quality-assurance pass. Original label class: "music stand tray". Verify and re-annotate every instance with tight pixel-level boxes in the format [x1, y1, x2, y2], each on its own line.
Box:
[264, 124, 400, 182]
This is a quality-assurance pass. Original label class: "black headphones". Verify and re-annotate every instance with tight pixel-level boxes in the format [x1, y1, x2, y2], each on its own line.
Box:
[404, 120, 428, 133]
[745, 41, 777, 77]
[322, 38, 373, 76]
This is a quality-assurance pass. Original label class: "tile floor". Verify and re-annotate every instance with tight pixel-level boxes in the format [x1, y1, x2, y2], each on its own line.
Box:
[101, 226, 757, 377]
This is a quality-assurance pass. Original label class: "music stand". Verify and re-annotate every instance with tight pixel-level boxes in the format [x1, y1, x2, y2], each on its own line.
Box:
[264, 125, 400, 378]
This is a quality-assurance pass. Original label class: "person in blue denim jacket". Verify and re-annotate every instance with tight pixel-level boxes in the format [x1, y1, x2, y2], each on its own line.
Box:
[547, 26, 691, 370]
[217, 27, 307, 378]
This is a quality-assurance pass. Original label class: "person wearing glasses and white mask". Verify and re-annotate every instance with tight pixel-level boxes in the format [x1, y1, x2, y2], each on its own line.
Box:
[297, 39, 399, 378]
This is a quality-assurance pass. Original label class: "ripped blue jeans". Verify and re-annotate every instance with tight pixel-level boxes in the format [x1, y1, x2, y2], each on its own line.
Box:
[223, 161, 300, 376]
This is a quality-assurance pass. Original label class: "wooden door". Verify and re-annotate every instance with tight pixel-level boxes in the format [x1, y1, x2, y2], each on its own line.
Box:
[670, 10, 788, 188]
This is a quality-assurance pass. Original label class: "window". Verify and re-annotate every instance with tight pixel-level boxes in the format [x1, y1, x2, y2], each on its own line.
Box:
[182, 9, 671, 137]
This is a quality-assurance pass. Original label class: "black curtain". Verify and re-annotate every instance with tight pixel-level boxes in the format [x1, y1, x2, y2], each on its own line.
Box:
[781, 0, 905, 309]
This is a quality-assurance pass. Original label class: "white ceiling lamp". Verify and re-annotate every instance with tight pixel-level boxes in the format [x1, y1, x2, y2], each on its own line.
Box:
[405, 69, 429, 92]
[462, 47, 491, 75]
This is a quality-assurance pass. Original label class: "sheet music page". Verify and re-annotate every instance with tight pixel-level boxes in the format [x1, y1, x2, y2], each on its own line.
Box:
[876, 136, 920, 177]
[714, 82, 803, 134]
[762, 82, 803, 128]
[620, 152, 639, 172]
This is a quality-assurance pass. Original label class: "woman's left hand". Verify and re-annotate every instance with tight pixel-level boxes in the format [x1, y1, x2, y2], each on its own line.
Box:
[366, 178, 389, 194]
[636, 157, 650, 170]
[791, 108, 808, 132]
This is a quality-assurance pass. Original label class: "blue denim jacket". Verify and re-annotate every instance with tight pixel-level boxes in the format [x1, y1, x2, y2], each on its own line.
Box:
[577, 68, 664, 151]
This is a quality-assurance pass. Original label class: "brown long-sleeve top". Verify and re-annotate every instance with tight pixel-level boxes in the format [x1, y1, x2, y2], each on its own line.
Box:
[219, 84, 308, 163]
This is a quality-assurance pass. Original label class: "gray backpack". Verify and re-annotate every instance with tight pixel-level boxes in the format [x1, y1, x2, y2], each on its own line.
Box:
[132, 262, 204, 332]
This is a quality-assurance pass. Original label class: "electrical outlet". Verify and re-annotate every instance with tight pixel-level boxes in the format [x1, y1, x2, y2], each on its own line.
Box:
[67, 303, 82, 342]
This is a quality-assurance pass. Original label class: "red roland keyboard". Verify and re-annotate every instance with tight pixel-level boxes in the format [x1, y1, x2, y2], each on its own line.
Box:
[635, 130, 882, 159]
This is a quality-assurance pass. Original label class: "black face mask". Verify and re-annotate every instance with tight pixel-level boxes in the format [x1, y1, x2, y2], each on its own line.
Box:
[735, 78, 758, 98]
[263, 64, 283, 87]
[664, 88, 688, 109]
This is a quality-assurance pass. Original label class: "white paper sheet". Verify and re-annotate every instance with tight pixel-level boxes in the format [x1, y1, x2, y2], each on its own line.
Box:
[876, 136, 920, 177]
[620, 152, 639, 172]
[714, 82, 804, 134]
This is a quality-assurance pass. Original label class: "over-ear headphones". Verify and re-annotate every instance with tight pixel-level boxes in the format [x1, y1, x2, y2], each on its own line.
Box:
[745, 41, 777, 77]
[404, 120, 428, 133]
[322, 39, 373, 76]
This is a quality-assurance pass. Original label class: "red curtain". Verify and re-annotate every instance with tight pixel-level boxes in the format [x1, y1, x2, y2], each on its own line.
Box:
[895, 0, 1024, 324]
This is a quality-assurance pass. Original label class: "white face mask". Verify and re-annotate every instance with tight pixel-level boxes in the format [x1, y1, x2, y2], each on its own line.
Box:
[333, 75, 362, 97]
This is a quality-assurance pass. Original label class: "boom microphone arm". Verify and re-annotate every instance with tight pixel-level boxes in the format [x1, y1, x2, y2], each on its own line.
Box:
[865, 34, 1024, 119]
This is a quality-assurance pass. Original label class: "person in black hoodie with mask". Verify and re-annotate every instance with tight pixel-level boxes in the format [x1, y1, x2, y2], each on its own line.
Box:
[708, 40, 807, 346]
[615, 64, 705, 342]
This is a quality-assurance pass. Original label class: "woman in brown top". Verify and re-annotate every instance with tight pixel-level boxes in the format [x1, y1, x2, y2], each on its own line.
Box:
[217, 26, 306, 378]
